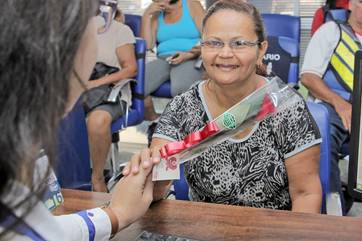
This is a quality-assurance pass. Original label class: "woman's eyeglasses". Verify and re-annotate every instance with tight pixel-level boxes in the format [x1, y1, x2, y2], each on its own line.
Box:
[201, 39, 260, 52]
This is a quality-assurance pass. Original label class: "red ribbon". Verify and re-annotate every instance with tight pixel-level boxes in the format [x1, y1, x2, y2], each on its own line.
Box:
[159, 94, 276, 158]
[255, 94, 276, 121]
[159, 122, 220, 158]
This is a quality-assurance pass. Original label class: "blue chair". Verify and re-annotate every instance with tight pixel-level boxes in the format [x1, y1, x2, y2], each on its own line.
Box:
[56, 39, 146, 190]
[307, 102, 331, 214]
[263, 36, 299, 85]
[108, 38, 146, 183]
[110, 38, 146, 132]
[173, 164, 189, 200]
[56, 99, 92, 190]
[261, 14, 300, 85]
[173, 103, 331, 214]
[124, 14, 142, 37]
[261, 14, 301, 43]
[325, 9, 348, 22]
[152, 79, 172, 98]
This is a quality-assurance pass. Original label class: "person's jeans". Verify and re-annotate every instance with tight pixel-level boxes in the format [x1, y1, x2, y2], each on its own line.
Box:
[320, 102, 350, 213]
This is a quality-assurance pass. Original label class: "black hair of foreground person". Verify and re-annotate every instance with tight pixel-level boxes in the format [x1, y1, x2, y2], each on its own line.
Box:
[0, 0, 97, 237]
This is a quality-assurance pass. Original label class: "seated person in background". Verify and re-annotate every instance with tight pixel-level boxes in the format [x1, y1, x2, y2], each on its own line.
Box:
[301, 0, 362, 213]
[115, 8, 125, 23]
[0, 0, 152, 240]
[83, 2, 137, 192]
[141, 0, 205, 121]
[311, 0, 349, 36]
[125, 0, 322, 213]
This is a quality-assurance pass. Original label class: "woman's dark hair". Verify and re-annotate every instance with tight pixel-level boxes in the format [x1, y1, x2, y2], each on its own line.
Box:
[202, 0, 266, 44]
[0, 0, 97, 236]
[326, 0, 337, 9]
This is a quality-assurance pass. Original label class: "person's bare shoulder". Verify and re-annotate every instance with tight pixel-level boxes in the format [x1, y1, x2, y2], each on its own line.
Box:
[188, 0, 205, 13]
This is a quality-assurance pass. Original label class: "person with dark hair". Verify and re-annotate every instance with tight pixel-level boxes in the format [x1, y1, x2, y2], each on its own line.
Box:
[301, 0, 362, 214]
[125, 0, 322, 213]
[115, 8, 125, 23]
[141, 0, 205, 121]
[83, 1, 137, 192]
[0, 0, 153, 240]
[311, 0, 349, 36]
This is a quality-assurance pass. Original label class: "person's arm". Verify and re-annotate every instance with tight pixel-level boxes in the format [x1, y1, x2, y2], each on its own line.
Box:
[55, 164, 153, 241]
[149, 138, 173, 201]
[301, 73, 352, 132]
[87, 44, 137, 89]
[55, 208, 112, 241]
[123, 94, 186, 200]
[285, 145, 322, 213]
[122, 138, 173, 202]
[301, 21, 351, 131]
[167, 47, 200, 65]
[188, 0, 205, 33]
[141, 2, 161, 50]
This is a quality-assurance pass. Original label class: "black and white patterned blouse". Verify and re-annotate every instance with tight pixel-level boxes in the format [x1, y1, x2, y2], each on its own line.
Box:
[154, 81, 321, 210]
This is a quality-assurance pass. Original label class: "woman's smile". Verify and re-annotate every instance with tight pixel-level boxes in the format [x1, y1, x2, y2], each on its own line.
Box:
[213, 63, 240, 72]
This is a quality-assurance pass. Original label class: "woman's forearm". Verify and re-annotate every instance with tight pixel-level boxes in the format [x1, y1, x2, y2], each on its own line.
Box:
[291, 193, 322, 213]
[141, 16, 155, 50]
[93, 67, 137, 87]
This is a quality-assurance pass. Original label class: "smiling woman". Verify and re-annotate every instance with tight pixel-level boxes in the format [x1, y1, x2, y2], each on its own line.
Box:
[125, 0, 323, 214]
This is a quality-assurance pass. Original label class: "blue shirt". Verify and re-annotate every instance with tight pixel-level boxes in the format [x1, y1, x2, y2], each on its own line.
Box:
[156, 0, 200, 56]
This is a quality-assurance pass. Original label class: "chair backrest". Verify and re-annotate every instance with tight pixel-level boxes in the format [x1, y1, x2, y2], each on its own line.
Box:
[56, 99, 92, 190]
[173, 164, 189, 200]
[111, 37, 146, 131]
[261, 14, 301, 43]
[261, 14, 300, 85]
[263, 36, 299, 84]
[307, 102, 331, 214]
[325, 9, 348, 22]
[124, 14, 142, 37]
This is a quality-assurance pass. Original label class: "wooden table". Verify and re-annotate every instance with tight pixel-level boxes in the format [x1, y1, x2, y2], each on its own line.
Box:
[56, 189, 362, 241]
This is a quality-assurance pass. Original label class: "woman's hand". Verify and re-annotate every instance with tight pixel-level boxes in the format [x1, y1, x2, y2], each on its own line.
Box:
[122, 143, 173, 201]
[144, 2, 165, 17]
[167, 52, 194, 65]
[85, 79, 102, 90]
[122, 148, 161, 176]
[108, 163, 154, 231]
[332, 97, 352, 133]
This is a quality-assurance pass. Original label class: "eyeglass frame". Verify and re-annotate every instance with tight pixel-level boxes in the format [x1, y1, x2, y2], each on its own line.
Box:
[200, 38, 261, 51]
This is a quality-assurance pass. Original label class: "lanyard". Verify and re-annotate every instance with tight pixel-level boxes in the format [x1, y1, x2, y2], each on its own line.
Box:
[1, 213, 47, 241]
